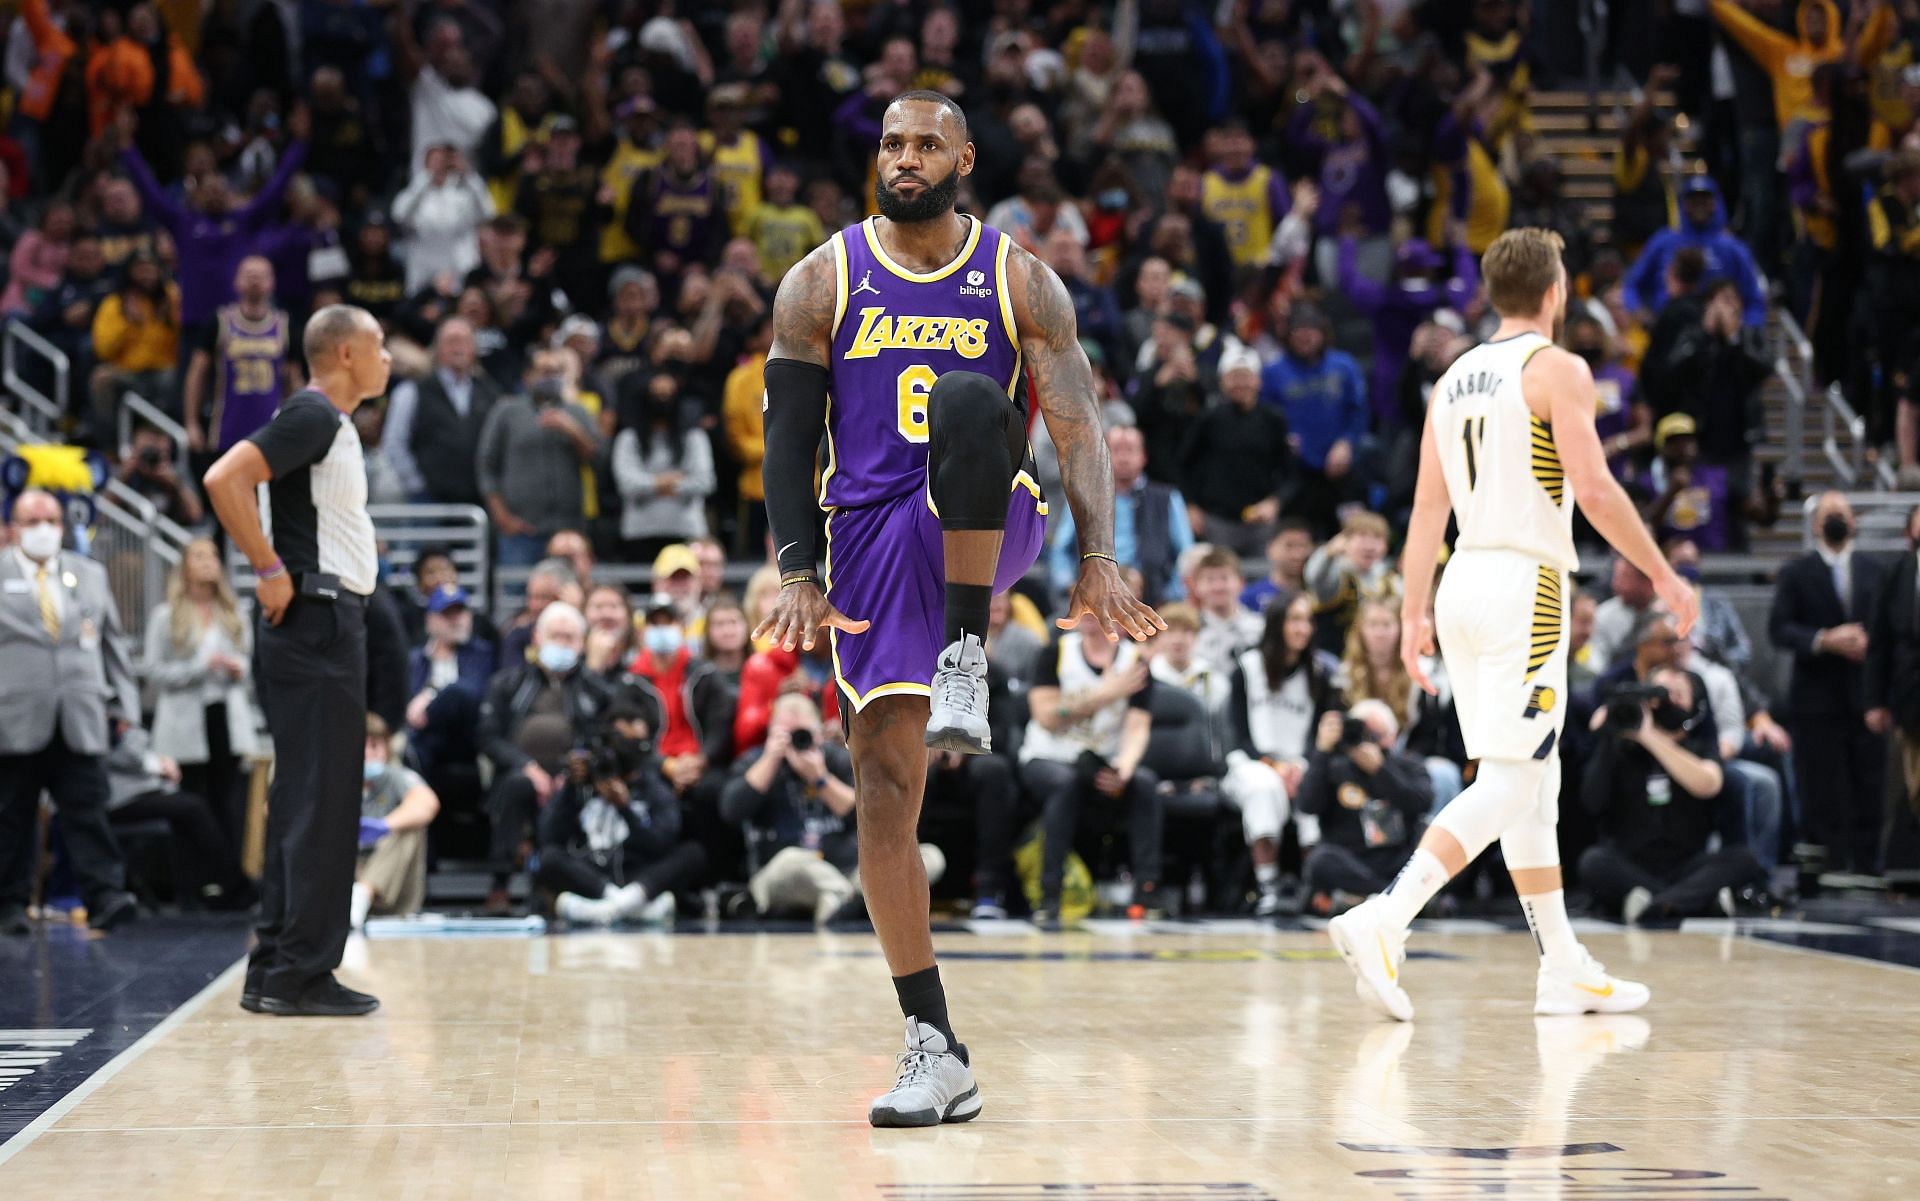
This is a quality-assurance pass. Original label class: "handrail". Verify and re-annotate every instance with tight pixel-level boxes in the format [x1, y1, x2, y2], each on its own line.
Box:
[1822, 382, 1867, 488]
[117, 390, 191, 480]
[3, 321, 68, 435]
[1579, 0, 1601, 133]
[1771, 309, 1814, 489]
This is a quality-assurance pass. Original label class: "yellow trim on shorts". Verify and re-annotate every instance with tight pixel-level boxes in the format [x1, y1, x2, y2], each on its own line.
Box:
[821, 509, 930, 712]
[1526, 565, 1564, 680]
[925, 470, 1050, 517]
[864, 214, 981, 283]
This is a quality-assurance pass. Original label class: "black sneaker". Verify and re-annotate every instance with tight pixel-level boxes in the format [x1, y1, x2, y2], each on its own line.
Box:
[257, 976, 380, 1017]
[87, 891, 139, 931]
[240, 966, 266, 1013]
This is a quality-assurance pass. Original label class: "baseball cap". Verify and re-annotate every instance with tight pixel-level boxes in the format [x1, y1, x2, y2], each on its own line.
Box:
[555, 313, 600, 346]
[544, 114, 580, 138]
[426, 584, 471, 614]
[652, 543, 699, 579]
[642, 592, 679, 618]
[616, 96, 660, 121]
[1169, 277, 1205, 303]
[609, 265, 656, 299]
[1654, 412, 1697, 452]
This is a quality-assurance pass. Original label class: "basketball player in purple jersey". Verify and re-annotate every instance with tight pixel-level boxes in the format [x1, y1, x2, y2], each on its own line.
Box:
[754, 92, 1163, 1127]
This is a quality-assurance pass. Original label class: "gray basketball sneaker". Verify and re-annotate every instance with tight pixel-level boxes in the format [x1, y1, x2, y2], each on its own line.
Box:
[925, 633, 991, 753]
[869, 1017, 982, 1128]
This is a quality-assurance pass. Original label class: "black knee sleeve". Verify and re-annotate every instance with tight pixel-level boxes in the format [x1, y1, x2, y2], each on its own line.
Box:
[927, 370, 1021, 531]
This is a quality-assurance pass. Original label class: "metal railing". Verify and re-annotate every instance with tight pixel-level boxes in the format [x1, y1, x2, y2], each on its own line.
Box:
[1820, 382, 1868, 489]
[117, 390, 191, 481]
[3, 321, 70, 437]
[1770, 309, 1814, 488]
[228, 503, 492, 599]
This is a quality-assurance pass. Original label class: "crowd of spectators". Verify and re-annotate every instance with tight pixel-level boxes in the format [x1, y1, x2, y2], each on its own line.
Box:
[8, 0, 1920, 927]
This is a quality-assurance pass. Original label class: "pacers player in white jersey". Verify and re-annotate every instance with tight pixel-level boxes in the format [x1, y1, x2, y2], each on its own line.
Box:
[1328, 228, 1697, 1020]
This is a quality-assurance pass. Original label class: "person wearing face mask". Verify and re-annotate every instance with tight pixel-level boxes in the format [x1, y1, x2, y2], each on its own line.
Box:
[1579, 664, 1767, 923]
[538, 700, 706, 926]
[0, 488, 142, 936]
[353, 714, 440, 928]
[627, 595, 734, 855]
[1769, 491, 1889, 877]
[1866, 503, 1920, 878]
[476, 601, 615, 915]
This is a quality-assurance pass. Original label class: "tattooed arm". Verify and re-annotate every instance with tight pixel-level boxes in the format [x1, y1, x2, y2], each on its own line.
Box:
[754, 241, 869, 651]
[1008, 245, 1164, 640]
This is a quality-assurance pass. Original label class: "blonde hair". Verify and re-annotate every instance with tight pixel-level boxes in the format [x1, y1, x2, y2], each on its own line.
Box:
[1340, 598, 1412, 728]
[1155, 601, 1201, 633]
[1481, 227, 1565, 318]
[168, 538, 244, 654]
[743, 563, 781, 627]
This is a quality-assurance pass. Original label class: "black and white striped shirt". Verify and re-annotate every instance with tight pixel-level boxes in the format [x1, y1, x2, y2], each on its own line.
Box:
[247, 389, 378, 596]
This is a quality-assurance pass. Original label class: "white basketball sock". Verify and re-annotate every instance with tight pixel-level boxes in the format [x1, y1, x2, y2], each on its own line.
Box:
[1374, 849, 1450, 930]
[1519, 888, 1582, 965]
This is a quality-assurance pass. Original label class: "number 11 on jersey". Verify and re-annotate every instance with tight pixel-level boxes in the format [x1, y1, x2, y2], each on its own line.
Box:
[1461, 416, 1487, 490]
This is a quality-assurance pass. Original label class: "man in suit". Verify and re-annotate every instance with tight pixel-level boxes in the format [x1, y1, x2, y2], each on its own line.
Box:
[1769, 491, 1888, 874]
[381, 317, 500, 505]
[0, 489, 140, 934]
[1866, 503, 1920, 876]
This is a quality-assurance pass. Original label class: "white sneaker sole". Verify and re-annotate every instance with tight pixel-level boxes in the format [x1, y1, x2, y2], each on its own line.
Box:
[925, 721, 991, 754]
[1327, 911, 1414, 1022]
[868, 1083, 982, 1128]
[1534, 986, 1652, 1017]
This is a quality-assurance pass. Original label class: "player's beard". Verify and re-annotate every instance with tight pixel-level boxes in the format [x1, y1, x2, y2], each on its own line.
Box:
[875, 165, 961, 224]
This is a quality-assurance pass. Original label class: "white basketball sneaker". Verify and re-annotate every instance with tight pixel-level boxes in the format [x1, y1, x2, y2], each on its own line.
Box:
[1534, 947, 1651, 1016]
[1326, 899, 1415, 1022]
[926, 634, 992, 754]
[868, 1018, 982, 1128]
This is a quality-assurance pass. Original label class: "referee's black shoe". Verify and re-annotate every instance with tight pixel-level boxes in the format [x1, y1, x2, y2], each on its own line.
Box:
[257, 975, 380, 1017]
[1, 903, 31, 936]
[87, 891, 139, 931]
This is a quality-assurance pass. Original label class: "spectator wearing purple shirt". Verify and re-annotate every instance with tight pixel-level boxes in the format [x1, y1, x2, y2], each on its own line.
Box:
[1337, 231, 1478, 428]
[1287, 55, 1391, 240]
[119, 128, 308, 350]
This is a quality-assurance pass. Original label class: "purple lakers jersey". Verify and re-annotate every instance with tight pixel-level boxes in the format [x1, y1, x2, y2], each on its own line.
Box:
[210, 304, 289, 451]
[824, 216, 1023, 508]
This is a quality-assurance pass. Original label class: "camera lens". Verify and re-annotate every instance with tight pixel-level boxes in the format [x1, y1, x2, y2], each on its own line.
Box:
[789, 728, 814, 751]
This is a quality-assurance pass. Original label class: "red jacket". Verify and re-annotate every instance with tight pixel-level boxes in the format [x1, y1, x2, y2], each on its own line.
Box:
[733, 647, 840, 756]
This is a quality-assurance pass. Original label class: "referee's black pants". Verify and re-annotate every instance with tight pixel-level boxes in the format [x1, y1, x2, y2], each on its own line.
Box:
[250, 594, 366, 998]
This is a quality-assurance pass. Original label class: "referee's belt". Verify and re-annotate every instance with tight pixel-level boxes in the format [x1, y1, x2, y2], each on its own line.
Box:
[297, 573, 365, 606]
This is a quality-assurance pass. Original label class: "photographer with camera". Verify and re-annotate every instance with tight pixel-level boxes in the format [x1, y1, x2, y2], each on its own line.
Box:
[117, 422, 204, 527]
[536, 698, 706, 926]
[1296, 700, 1434, 912]
[476, 347, 604, 568]
[1579, 659, 1767, 923]
[722, 694, 940, 924]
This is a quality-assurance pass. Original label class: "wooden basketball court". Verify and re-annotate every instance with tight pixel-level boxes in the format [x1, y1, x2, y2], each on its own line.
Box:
[2, 922, 1915, 1199]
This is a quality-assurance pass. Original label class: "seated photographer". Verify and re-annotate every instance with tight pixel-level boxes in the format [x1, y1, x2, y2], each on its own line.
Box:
[1019, 612, 1166, 921]
[722, 695, 944, 923]
[355, 715, 440, 928]
[536, 699, 706, 926]
[106, 724, 254, 910]
[1677, 637, 1785, 874]
[477, 602, 616, 914]
[1296, 701, 1434, 913]
[1579, 665, 1768, 923]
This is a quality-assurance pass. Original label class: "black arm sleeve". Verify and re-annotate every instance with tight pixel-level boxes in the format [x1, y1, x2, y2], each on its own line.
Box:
[761, 358, 830, 576]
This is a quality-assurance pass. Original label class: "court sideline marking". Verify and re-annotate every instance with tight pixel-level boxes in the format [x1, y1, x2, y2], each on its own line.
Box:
[0, 958, 246, 1168]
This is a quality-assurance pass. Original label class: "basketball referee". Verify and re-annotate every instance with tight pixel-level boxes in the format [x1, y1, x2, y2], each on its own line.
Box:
[205, 305, 392, 1017]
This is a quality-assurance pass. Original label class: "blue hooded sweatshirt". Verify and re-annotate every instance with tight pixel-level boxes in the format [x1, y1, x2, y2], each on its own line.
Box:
[1621, 175, 1768, 326]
